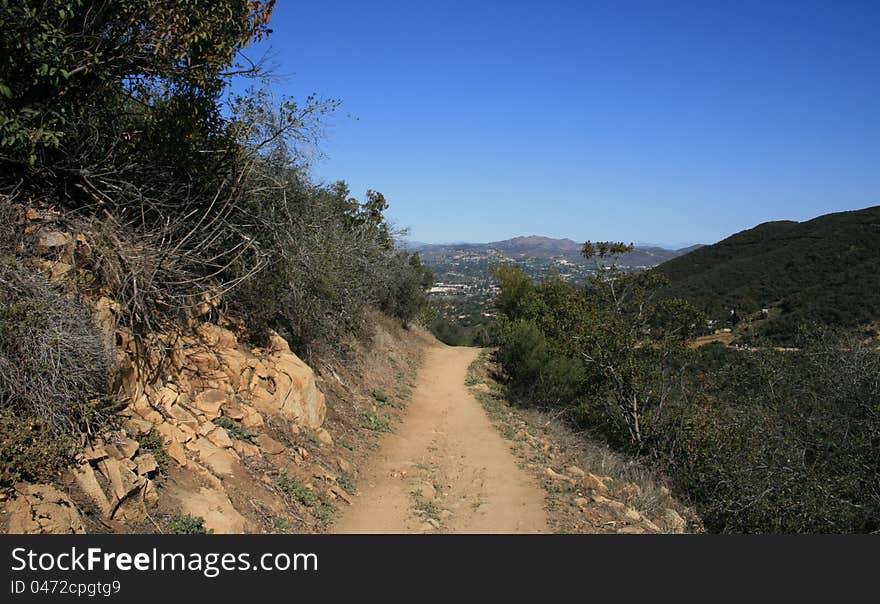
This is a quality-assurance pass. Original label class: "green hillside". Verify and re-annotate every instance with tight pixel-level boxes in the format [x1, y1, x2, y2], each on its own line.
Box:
[656, 206, 880, 343]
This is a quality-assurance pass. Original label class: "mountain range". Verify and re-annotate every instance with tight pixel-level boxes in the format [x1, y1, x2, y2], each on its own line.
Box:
[410, 235, 699, 269]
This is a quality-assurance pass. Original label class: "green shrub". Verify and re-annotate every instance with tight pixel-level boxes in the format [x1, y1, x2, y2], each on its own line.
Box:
[136, 428, 170, 475]
[360, 411, 391, 432]
[492, 249, 879, 533]
[168, 514, 212, 535]
[277, 471, 318, 507]
[212, 416, 255, 444]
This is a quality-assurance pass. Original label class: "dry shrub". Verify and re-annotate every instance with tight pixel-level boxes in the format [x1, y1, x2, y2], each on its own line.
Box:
[0, 259, 111, 485]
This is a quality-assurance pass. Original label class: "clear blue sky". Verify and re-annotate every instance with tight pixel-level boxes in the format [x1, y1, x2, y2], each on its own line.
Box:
[242, 0, 880, 246]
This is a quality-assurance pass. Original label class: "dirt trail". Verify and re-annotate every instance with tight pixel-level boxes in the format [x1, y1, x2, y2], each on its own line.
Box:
[333, 345, 548, 534]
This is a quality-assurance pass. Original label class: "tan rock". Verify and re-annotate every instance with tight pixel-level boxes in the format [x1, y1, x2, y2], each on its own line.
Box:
[267, 333, 291, 354]
[168, 404, 199, 428]
[232, 439, 262, 459]
[544, 467, 570, 482]
[7, 484, 84, 534]
[247, 385, 277, 416]
[153, 385, 179, 409]
[257, 434, 286, 456]
[134, 453, 159, 476]
[96, 457, 143, 503]
[329, 486, 353, 505]
[83, 445, 109, 462]
[193, 389, 226, 420]
[155, 420, 190, 444]
[241, 407, 265, 430]
[591, 494, 625, 510]
[565, 465, 585, 478]
[71, 464, 113, 518]
[206, 427, 234, 449]
[177, 423, 196, 440]
[125, 417, 154, 436]
[48, 261, 73, 280]
[273, 355, 327, 429]
[470, 383, 492, 395]
[336, 456, 353, 473]
[187, 349, 221, 373]
[221, 401, 246, 421]
[115, 436, 140, 459]
[36, 229, 73, 250]
[314, 428, 333, 446]
[166, 438, 187, 467]
[197, 323, 238, 348]
[624, 508, 642, 522]
[190, 439, 238, 476]
[582, 473, 609, 494]
[642, 518, 662, 533]
[171, 486, 247, 534]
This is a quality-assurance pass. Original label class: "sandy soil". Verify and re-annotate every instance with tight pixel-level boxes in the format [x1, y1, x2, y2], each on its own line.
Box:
[333, 345, 548, 534]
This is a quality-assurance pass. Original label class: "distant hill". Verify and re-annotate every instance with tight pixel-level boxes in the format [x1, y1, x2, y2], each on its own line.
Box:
[414, 235, 692, 269]
[656, 206, 880, 343]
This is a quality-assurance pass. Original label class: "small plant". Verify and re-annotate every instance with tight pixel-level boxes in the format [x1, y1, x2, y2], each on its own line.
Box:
[414, 498, 441, 520]
[337, 474, 356, 495]
[277, 470, 318, 507]
[168, 514, 212, 534]
[212, 416, 256, 444]
[273, 516, 292, 533]
[312, 501, 335, 525]
[137, 428, 170, 473]
[371, 390, 389, 406]
[360, 411, 391, 432]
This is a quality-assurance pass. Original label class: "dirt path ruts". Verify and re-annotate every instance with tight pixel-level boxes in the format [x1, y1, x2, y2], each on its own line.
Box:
[333, 345, 548, 534]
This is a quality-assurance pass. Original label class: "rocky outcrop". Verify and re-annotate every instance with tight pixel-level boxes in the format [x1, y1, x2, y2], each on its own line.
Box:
[2, 208, 407, 535]
[6, 484, 85, 534]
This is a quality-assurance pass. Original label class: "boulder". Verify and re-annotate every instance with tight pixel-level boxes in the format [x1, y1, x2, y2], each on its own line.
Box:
[7, 484, 85, 534]
[193, 389, 226, 420]
[268, 352, 326, 429]
[96, 457, 143, 505]
[581, 473, 609, 494]
[565, 465, 585, 478]
[135, 453, 159, 476]
[314, 428, 333, 446]
[256, 434, 287, 456]
[197, 323, 238, 349]
[544, 467, 570, 482]
[173, 486, 247, 534]
[71, 464, 113, 518]
[165, 438, 188, 467]
[221, 401, 246, 421]
[190, 439, 238, 476]
[115, 436, 140, 459]
[206, 427, 234, 449]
